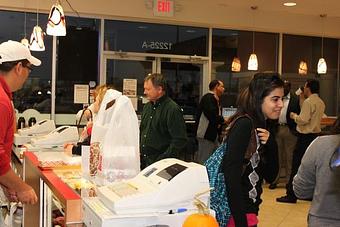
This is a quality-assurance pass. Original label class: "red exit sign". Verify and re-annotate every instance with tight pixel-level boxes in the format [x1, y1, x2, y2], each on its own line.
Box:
[153, 0, 174, 17]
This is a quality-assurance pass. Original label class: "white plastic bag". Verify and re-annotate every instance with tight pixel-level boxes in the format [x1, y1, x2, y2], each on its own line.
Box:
[91, 89, 140, 185]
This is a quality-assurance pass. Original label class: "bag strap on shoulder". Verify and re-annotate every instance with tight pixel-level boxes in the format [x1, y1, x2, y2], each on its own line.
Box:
[223, 114, 257, 162]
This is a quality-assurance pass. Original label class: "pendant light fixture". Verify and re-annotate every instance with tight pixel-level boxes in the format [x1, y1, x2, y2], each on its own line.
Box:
[231, 57, 241, 72]
[298, 60, 308, 75]
[46, 0, 66, 36]
[20, 0, 30, 48]
[317, 14, 327, 74]
[21, 37, 30, 48]
[21, 12, 30, 48]
[248, 6, 258, 71]
[30, 0, 45, 51]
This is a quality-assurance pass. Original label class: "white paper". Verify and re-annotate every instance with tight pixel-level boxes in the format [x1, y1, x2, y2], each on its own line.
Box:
[82, 145, 90, 176]
[74, 84, 89, 104]
[123, 79, 137, 97]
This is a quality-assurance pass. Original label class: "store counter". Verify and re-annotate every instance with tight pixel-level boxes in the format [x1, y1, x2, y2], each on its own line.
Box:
[23, 152, 82, 227]
[321, 116, 337, 126]
[11, 147, 23, 177]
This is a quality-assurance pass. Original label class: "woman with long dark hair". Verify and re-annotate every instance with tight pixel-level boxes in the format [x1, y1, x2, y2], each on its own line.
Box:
[222, 72, 284, 227]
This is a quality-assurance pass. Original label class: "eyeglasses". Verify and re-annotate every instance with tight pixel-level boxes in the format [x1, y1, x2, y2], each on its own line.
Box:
[23, 64, 33, 72]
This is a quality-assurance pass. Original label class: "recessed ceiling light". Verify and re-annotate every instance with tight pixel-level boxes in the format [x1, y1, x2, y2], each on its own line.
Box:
[283, 2, 297, 7]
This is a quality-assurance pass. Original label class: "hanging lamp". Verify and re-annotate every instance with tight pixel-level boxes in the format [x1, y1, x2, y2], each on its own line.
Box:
[30, 0, 45, 51]
[248, 31, 258, 71]
[317, 57, 327, 74]
[21, 2, 30, 48]
[30, 26, 45, 51]
[231, 57, 241, 72]
[21, 38, 30, 48]
[248, 6, 258, 71]
[298, 60, 308, 75]
[317, 14, 327, 74]
[248, 53, 258, 71]
[46, 0, 66, 36]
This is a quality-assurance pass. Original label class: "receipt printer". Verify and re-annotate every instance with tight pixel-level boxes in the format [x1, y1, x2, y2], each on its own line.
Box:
[14, 119, 56, 146]
[30, 125, 79, 148]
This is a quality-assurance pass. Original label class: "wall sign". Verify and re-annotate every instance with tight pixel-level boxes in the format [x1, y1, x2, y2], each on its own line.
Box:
[153, 0, 174, 17]
[74, 84, 89, 104]
[142, 41, 173, 50]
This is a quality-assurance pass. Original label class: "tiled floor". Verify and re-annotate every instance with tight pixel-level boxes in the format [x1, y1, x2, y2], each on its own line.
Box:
[258, 184, 311, 227]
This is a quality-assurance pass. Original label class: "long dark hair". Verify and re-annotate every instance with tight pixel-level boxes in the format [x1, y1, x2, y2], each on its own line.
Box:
[228, 72, 284, 128]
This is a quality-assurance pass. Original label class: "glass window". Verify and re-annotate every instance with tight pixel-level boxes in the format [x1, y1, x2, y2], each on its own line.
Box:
[106, 59, 152, 114]
[282, 34, 339, 115]
[161, 62, 201, 116]
[56, 17, 100, 114]
[212, 29, 279, 108]
[0, 11, 100, 117]
[282, 34, 338, 75]
[0, 10, 53, 114]
[104, 20, 208, 56]
[105, 59, 202, 116]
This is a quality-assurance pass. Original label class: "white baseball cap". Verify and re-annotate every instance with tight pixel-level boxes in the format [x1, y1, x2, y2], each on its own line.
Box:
[0, 40, 41, 66]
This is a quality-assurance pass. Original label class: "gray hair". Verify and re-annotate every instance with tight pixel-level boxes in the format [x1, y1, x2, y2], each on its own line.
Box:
[144, 73, 167, 91]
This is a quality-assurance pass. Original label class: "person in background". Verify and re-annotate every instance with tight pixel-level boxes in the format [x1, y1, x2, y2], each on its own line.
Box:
[293, 116, 340, 227]
[269, 80, 300, 189]
[75, 103, 94, 144]
[64, 84, 110, 156]
[140, 73, 187, 169]
[196, 79, 225, 164]
[277, 79, 325, 203]
[75, 103, 94, 129]
[223, 73, 282, 227]
[0, 40, 39, 204]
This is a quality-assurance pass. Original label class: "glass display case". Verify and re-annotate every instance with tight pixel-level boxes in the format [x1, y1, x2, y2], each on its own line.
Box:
[23, 152, 83, 227]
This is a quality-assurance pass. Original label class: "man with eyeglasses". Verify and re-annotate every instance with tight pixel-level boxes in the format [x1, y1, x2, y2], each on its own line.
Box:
[0, 40, 41, 204]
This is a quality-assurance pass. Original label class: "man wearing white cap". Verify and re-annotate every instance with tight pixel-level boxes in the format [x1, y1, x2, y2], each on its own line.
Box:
[0, 40, 41, 204]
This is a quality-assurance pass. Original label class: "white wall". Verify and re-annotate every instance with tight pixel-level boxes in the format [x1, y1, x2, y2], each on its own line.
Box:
[1, 0, 340, 38]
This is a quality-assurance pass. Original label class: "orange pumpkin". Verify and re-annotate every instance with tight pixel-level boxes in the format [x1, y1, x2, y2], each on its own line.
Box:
[183, 213, 218, 227]
[182, 197, 218, 227]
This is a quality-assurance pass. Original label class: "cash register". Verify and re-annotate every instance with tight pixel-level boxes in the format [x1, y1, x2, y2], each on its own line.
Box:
[14, 119, 55, 146]
[30, 125, 79, 149]
[83, 158, 211, 227]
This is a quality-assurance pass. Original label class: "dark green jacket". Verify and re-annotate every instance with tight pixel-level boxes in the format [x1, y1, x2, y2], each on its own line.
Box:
[140, 95, 187, 168]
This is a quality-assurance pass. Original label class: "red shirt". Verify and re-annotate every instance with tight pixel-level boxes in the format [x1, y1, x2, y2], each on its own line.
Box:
[0, 76, 14, 176]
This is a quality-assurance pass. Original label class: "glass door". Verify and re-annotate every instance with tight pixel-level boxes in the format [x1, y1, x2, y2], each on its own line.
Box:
[160, 61, 202, 117]
[103, 53, 208, 115]
[104, 56, 156, 114]
[159, 59, 206, 162]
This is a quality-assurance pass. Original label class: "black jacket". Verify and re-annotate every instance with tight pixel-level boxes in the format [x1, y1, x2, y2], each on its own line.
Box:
[285, 92, 300, 133]
[222, 117, 279, 227]
[72, 136, 91, 156]
[196, 93, 225, 142]
[274, 92, 300, 134]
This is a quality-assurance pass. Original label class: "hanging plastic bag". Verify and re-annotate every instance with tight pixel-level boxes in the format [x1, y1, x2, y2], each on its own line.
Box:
[90, 89, 140, 185]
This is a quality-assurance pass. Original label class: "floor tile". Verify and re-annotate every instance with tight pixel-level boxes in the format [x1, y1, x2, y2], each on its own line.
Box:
[258, 184, 310, 227]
